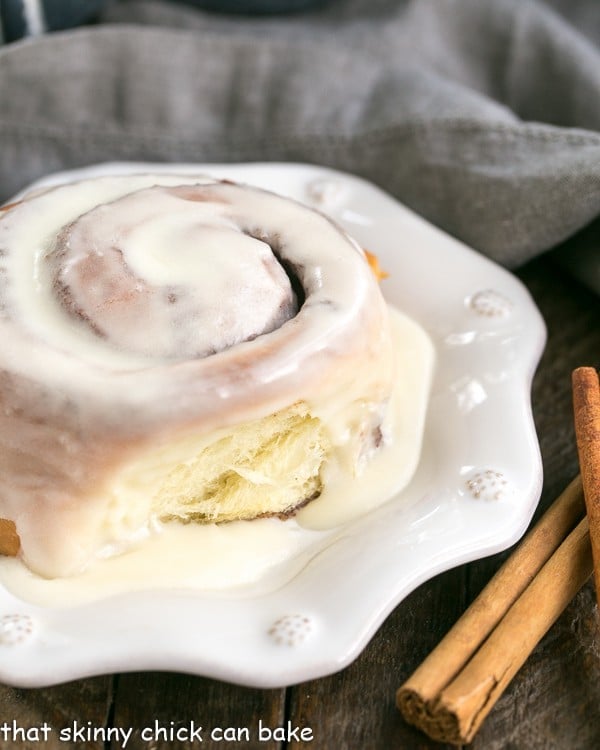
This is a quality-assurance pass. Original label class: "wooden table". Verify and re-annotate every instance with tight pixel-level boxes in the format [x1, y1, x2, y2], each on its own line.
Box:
[2, 252, 600, 750]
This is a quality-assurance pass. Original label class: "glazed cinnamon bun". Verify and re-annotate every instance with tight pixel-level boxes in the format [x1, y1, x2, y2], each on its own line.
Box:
[0, 171, 404, 578]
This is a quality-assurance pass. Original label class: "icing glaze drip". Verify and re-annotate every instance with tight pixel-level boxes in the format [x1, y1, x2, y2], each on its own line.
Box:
[0, 171, 408, 578]
[46, 185, 299, 360]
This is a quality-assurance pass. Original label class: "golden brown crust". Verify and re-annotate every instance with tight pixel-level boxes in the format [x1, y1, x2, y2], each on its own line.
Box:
[0, 174, 395, 577]
[364, 249, 389, 281]
[0, 201, 22, 212]
[0, 518, 20, 556]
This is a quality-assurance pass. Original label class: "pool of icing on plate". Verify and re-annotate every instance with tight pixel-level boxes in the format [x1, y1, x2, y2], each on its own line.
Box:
[0, 308, 434, 606]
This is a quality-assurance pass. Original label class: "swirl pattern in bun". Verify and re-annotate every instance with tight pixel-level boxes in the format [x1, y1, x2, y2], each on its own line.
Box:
[0, 172, 397, 578]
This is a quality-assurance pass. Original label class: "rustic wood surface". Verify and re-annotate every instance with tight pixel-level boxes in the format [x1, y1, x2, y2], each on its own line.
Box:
[2, 252, 600, 749]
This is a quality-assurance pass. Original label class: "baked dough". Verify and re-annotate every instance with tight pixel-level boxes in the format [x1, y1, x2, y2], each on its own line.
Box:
[0, 173, 395, 577]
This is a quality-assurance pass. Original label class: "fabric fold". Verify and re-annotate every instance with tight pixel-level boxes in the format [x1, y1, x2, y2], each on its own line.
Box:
[0, 0, 599, 267]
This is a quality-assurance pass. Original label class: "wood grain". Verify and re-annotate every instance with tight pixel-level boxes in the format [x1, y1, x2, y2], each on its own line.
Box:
[467, 259, 600, 749]
[110, 674, 285, 749]
[0, 677, 113, 750]
[3, 254, 600, 749]
[0, 518, 19, 557]
[285, 566, 467, 750]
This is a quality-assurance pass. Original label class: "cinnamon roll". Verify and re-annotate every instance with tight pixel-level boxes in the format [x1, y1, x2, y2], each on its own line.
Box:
[0, 172, 402, 578]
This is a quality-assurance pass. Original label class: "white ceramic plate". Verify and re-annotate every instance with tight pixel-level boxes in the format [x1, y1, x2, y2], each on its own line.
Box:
[0, 163, 545, 688]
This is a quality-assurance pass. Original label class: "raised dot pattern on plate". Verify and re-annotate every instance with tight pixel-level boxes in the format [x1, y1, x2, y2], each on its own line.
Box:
[0, 614, 34, 646]
[468, 290, 513, 318]
[466, 470, 510, 501]
[268, 614, 314, 646]
[305, 178, 345, 209]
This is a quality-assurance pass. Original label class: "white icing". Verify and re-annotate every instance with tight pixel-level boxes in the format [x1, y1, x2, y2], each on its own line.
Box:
[0, 308, 434, 605]
[0, 172, 411, 578]
[50, 185, 297, 359]
[0, 175, 390, 407]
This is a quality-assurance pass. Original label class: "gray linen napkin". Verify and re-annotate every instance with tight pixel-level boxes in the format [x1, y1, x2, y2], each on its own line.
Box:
[1, 0, 599, 268]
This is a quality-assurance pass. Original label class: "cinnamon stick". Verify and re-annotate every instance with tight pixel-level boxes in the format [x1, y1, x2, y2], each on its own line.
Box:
[0, 518, 20, 556]
[397, 476, 590, 745]
[572, 366, 600, 602]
